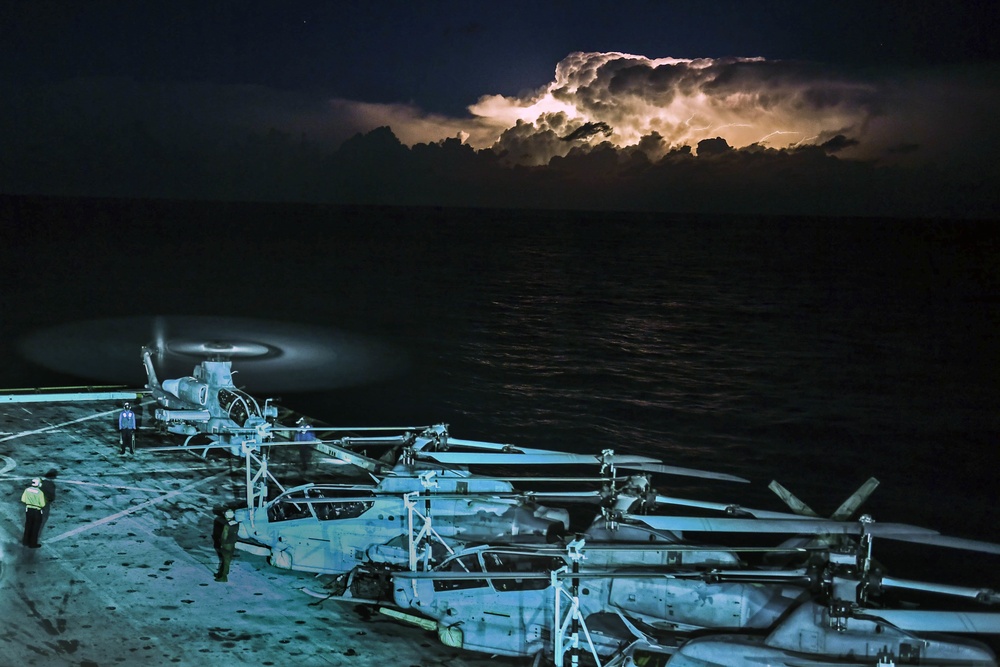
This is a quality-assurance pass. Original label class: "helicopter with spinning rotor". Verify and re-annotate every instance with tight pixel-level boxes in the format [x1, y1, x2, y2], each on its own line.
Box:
[141, 343, 281, 456]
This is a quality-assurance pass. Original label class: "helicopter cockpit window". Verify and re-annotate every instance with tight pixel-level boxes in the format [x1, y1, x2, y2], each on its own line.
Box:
[268, 490, 318, 522]
[433, 553, 487, 591]
[483, 551, 561, 592]
[217, 388, 256, 427]
[311, 489, 374, 521]
[269, 500, 310, 522]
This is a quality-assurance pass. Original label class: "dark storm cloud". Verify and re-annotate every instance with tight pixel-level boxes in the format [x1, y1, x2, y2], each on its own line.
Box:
[561, 121, 613, 142]
[820, 135, 860, 153]
[0, 44, 997, 218]
[479, 52, 898, 160]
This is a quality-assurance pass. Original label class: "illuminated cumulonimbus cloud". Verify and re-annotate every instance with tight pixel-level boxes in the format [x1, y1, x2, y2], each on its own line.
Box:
[467, 51, 883, 164]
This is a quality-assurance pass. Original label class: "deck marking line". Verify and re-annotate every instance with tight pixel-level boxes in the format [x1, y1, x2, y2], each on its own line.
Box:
[46, 471, 226, 544]
[0, 400, 156, 443]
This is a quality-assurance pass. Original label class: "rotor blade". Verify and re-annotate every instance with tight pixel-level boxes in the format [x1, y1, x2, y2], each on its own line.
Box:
[618, 463, 749, 483]
[415, 452, 659, 466]
[905, 534, 1000, 555]
[275, 491, 556, 503]
[861, 610, 1000, 634]
[522, 490, 605, 503]
[270, 425, 428, 433]
[313, 439, 388, 473]
[830, 477, 880, 521]
[625, 515, 939, 538]
[652, 494, 808, 519]
[880, 576, 1000, 604]
[443, 438, 577, 456]
[768, 480, 820, 517]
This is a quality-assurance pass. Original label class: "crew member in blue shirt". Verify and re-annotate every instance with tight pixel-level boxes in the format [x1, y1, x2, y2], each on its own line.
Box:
[119, 402, 137, 455]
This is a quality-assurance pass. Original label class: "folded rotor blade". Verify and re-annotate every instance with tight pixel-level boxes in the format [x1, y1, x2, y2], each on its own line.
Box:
[443, 438, 571, 455]
[768, 480, 820, 517]
[830, 477, 880, 521]
[619, 463, 749, 483]
[652, 494, 807, 519]
[907, 534, 1000, 555]
[862, 610, 1000, 634]
[416, 452, 659, 466]
[880, 576, 1000, 604]
[625, 515, 939, 538]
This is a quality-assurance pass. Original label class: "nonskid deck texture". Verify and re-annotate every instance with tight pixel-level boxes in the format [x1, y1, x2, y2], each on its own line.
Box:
[0, 400, 511, 666]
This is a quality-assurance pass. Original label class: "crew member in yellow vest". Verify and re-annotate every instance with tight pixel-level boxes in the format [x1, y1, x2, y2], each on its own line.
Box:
[21, 478, 47, 548]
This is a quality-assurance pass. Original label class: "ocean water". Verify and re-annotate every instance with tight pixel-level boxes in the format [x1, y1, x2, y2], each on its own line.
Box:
[2, 196, 998, 582]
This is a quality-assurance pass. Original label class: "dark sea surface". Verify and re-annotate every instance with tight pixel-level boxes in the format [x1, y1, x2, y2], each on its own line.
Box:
[2, 195, 999, 585]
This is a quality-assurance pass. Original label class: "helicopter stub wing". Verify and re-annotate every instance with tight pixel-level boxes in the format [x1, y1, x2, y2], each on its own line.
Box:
[625, 515, 939, 539]
[620, 463, 749, 483]
[859, 609, 1000, 634]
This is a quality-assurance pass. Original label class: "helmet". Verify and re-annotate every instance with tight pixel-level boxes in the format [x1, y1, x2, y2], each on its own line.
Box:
[124, 402, 131, 409]
[31, 478, 41, 487]
[224, 509, 236, 519]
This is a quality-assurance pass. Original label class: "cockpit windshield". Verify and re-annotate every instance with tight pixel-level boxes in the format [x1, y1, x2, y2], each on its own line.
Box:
[433, 553, 487, 591]
[482, 551, 562, 592]
[267, 487, 374, 523]
[218, 388, 255, 426]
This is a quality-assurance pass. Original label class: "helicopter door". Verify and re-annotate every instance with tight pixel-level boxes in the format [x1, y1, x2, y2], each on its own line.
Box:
[428, 553, 494, 652]
[476, 551, 561, 656]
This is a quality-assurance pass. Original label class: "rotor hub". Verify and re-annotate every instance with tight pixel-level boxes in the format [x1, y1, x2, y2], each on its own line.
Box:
[167, 339, 275, 360]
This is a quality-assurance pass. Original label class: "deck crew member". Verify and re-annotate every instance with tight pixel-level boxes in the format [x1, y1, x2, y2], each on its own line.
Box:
[118, 402, 136, 455]
[20, 478, 47, 548]
[215, 509, 239, 582]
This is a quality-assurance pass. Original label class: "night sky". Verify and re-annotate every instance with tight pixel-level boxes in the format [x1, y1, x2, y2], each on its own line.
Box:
[2, 1, 998, 217]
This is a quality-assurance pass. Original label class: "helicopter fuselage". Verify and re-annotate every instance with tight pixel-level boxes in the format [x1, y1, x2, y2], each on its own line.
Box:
[391, 544, 807, 659]
[235, 475, 571, 574]
[667, 601, 998, 666]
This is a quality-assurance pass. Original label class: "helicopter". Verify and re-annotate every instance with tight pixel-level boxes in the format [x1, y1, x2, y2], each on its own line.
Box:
[234, 465, 573, 575]
[627, 512, 1000, 667]
[141, 344, 281, 456]
[663, 599, 999, 666]
[231, 425, 751, 575]
[380, 507, 1000, 666]
[385, 539, 811, 661]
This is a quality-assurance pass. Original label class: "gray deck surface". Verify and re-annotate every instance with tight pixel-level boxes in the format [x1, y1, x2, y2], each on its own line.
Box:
[0, 399, 515, 666]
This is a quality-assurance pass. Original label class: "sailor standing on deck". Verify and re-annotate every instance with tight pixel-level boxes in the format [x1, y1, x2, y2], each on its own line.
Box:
[21, 478, 46, 548]
[215, 509, 239, 582]
[118, 402, 136, 455]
